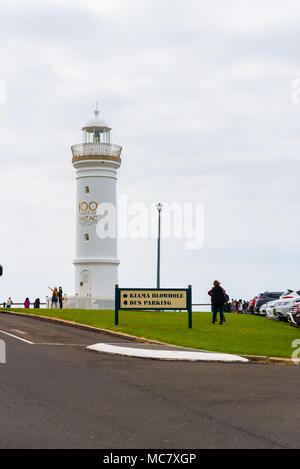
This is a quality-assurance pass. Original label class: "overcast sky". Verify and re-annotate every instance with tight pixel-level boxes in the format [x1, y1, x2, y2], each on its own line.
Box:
[1, 0, 300, 304]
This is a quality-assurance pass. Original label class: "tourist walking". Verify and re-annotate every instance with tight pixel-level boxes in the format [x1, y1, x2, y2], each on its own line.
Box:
[24, 298, 30, 308]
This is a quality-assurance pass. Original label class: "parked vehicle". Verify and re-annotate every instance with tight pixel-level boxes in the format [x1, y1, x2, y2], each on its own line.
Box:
[255, 291, 284, 313]
[258, 289, 298, 318]
[279, 289, 300, 299]
[265, 293, 300, 320]
[262, 300, 277, 318]
[287, 304, 300, 326]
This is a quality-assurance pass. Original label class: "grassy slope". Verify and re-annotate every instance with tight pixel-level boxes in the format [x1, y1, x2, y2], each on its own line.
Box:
[1, 308, 299, 358]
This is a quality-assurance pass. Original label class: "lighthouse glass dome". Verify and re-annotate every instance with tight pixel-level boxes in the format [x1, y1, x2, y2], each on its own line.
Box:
[82, 127, 111, 144]
[82, 108, 111, 144]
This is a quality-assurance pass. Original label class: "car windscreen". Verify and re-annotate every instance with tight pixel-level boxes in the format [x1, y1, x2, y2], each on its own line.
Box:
[281, 290, 293, 297]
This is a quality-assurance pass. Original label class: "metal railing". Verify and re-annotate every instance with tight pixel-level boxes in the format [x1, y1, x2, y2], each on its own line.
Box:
[0, 302, 46, 307]
[71, 142, 122, 158]
[0, 302, 211, 309]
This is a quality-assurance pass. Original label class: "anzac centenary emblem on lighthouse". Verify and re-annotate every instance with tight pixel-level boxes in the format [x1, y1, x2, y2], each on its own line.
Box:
[79, 201, 99, 225]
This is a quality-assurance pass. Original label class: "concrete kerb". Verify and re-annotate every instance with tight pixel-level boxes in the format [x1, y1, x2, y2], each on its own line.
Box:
[0, 309, 297, 365]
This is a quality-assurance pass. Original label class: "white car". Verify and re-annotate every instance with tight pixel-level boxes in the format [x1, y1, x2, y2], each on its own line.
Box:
[265, 291, 300, 320]
[258, 290, 294, 316]
[262, 301, 277, 318]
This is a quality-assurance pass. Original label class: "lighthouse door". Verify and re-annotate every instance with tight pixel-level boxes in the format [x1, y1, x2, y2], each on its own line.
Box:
[80, 270, 92, 297]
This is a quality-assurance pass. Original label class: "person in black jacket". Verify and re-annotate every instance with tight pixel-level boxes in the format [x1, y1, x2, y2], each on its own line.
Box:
[210, 280, 226, 325]
[58, 287, 64, 309]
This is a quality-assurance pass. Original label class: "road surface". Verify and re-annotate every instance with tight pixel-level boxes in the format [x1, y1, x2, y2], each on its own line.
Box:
[0, 312, 299, 449]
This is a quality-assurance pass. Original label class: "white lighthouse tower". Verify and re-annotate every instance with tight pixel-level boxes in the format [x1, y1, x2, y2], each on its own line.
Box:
[71, 106, 122, 308]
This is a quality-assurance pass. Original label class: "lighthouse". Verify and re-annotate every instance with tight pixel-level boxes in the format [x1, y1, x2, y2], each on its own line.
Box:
[71, 106, 122, 308]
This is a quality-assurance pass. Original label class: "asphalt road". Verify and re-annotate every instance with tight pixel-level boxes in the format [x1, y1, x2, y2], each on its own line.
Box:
[0, 312, 299, 449]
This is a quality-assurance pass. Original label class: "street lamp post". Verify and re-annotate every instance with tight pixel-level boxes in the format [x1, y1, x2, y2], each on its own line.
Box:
[156, 203, 163, 289]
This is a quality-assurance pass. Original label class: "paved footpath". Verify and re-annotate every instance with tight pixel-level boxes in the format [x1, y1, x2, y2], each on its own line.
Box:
[0, 312, 299, 449]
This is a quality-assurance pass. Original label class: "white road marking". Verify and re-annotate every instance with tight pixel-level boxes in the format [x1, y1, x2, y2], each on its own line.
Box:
[32, 343, 87, 346]
[87, 343, 249, 362]
[11, 329, 27, 335]
[0, 329, 34, 344]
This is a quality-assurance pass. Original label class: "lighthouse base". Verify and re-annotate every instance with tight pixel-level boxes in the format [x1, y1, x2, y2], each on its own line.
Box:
[73, 258, 119, 300]
[61, 296, 115, 310]
[46, 295, 114, 310]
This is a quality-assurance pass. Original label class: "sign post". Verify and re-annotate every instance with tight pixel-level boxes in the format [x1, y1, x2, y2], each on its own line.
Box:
[115, 285, 193, 328]
[187, 285, 192, 329]
[115, 284, 120, 326]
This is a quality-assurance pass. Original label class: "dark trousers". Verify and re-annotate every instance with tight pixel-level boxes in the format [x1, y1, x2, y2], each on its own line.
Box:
[59, 300, 63, 309]
[212, 305, 224, 323]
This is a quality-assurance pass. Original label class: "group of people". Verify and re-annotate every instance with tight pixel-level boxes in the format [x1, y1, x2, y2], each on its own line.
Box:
[2, 298, 40, 308]
[24, 298, 40, 308]
[1, 287, 64, 309]
[208, 281, 251, 324]
[226, 299, 250, 314]
[48, 286, 64, 309]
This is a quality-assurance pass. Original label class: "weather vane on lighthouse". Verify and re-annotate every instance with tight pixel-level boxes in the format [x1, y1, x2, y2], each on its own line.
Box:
[70, 105, 122, 308]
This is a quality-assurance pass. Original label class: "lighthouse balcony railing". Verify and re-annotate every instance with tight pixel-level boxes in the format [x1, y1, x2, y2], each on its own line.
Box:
[71, 142, 122, 158]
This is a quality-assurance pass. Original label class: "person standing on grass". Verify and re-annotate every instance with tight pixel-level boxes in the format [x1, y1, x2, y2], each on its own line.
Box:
[48, 286, 58, 308]
[6, 298, 12, 308]
[211, 280, 227, 325]
[24, 298, 30, 308]
[58, 287, 64, 309]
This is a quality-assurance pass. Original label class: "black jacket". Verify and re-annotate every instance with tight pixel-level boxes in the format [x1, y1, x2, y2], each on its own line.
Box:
[211, 285, 226, 306]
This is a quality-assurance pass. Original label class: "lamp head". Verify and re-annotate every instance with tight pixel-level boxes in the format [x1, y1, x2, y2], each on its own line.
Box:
[156, 202, 163, 212]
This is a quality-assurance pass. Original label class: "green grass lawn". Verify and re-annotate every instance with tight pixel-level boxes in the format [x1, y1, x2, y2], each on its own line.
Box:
[1, 308, 299, 358]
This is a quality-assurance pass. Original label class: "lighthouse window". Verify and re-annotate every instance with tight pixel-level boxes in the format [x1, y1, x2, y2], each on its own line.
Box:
[85, 186, 90, 193]
[84, 233, 89, 241]
[94, 130, 100, 142]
